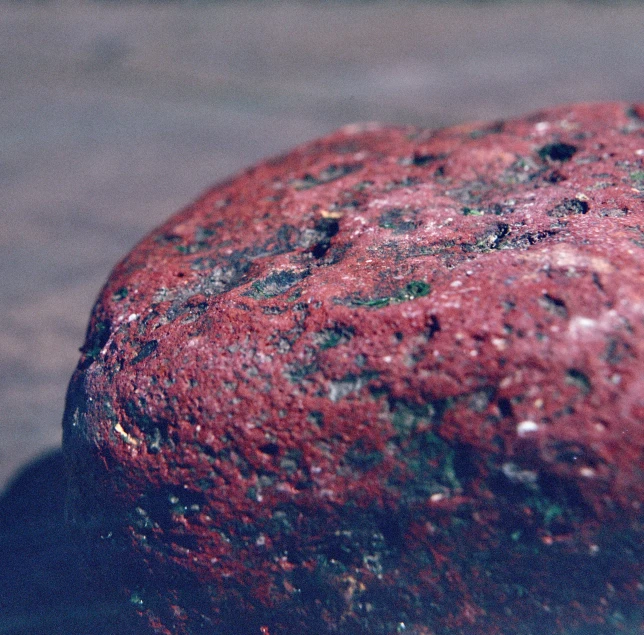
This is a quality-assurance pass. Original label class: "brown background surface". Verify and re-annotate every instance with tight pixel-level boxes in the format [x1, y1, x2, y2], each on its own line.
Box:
[1, 2, 644, 633]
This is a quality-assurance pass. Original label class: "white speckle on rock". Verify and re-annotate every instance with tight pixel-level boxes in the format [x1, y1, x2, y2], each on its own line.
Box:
[568, 316, 598, 334]
[502, 462, 538, 485]
[517, 420, 540, 436]
[535, 121, 550, 134]
[114, 422, 140, 446]
[491, 337, 507, 351]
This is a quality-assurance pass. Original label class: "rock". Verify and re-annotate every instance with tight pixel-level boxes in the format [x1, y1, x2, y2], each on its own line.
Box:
[63, 103, 644, 634]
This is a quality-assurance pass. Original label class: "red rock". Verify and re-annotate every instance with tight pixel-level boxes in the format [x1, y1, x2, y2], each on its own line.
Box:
[64, 103, 644, 634]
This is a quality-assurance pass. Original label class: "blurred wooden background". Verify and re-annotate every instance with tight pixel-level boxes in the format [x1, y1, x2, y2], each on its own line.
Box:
[2, 2, 644, 633]
[2, 0, 644, 492]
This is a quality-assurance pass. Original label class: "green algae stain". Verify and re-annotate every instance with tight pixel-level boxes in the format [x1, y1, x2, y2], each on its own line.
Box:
[111, 287, 128, 302]
[132, 339, 159, 364]
[378, 208, 419, 233]
[462, 207, 485, 216]
[399, 280, 431, 300]
[630, 170, 644, 191]
[352, 280, 431, 309]
[390, 400, 434, 437]
[353, 296, 391, 309]
[398, 431, 462, 497]
[82, 320, 111, 361]
[524, 495, 565, 527]
[246, 269, 307, 299]
[313, 324, 355, 350]
[565, 368, 592, 394]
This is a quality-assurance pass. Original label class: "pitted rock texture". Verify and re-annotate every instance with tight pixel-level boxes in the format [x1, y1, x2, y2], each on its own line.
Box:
[64, 103, 644, 635]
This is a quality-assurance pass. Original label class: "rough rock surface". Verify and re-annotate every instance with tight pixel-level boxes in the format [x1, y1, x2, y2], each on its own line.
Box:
[64, 103, 644, 634]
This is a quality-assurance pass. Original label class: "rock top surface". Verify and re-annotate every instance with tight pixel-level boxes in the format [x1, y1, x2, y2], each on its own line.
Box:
[64, 103, 644, 634]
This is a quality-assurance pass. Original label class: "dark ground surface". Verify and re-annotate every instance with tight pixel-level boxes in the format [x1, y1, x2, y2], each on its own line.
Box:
[1, 1, 644, 632]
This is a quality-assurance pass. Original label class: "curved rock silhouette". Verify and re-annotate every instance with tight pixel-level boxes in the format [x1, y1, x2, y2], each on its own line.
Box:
[64, 103, 644, 634]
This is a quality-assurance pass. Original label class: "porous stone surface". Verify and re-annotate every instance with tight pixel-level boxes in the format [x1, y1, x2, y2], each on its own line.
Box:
[64, 103, 644, 634]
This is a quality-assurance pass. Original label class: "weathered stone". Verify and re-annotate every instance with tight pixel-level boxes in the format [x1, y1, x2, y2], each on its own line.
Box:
[64, 103, 644, 634]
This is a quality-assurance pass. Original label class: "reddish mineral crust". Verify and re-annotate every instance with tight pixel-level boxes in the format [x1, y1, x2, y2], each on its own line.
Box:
[64, 103, 644, 634]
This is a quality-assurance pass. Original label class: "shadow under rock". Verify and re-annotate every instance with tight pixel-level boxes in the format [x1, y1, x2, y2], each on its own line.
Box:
[0, 449, 147, 635]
